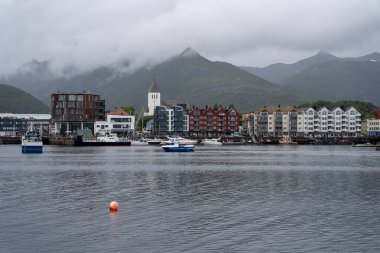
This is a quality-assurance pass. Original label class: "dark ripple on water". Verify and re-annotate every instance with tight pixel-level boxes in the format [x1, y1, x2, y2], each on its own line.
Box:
[0, 145, 379, 252]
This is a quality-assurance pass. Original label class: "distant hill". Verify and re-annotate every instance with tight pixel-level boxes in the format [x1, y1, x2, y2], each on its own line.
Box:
[239, 51, 339, 83]
[1, 49, 306, 112]
[0, 84, 49, 113]
[281, 60, 380, 106]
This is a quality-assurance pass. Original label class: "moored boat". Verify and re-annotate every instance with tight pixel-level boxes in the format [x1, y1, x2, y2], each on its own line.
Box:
[75, 133, 131, 146]
[162, 142, 194, 152]
[202, 138, 222, 145]
[21, 131, 43, 153]
[279, 136, 297, 145]
[352, 143, 377, 147]
[131, 139, 149, 146]
[161, 137, 197, 145]
[147, 138, 165, 145]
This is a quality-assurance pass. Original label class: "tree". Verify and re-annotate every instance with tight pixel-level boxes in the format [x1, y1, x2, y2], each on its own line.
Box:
[121, 105, 136, 115]
[136, 115, 153, 131]
[213, 103, 221, 110]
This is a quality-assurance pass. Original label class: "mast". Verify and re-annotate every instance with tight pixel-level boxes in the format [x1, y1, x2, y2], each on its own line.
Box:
[141, 107, 144, 136]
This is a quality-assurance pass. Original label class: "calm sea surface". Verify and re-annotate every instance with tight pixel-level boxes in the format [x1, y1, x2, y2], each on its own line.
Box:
[0, 144, 379, 252]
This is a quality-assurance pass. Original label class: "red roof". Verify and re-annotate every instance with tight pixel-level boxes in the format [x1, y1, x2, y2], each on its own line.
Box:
[106, 109, 129, 116]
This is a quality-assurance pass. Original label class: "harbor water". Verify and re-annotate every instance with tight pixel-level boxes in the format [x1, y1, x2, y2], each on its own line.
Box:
[0, 145, 379, 252]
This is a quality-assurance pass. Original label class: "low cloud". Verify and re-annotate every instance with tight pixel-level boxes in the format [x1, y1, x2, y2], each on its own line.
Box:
[1, 0, 379, 75]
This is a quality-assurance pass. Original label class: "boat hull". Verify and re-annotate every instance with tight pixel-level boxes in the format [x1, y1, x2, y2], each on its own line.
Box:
[162, 146, 194, 152]
[75, 141, 131, 146]
[147, 141, 163, 145]
[22, 145, 43, 153]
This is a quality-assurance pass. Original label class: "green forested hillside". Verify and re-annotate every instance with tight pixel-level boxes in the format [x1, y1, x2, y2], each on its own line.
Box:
[239, 51, 339, 83]
[100, 50, 306, 112]
[0, 84, 49, 113]
[45, 49, 305, 112]
[281, 60, 380, 105]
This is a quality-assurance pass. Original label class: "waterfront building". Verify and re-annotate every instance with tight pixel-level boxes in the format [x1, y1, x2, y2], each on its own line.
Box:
[147, 79, 161, 116]
[367, 118, 380, 136]
[299, 106, 361, 137]
[153, 105, 188, 135]
[254, 106, 298, 137]
[188, 106, 239, 137]
[94, 109, 135, 136]
[0, 113, 50, 136]
[50, 92, 105, 135]
[253, 105, 361, 137]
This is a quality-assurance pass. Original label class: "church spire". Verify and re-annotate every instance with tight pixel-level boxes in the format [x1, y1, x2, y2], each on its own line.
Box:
[149, 79, 160, 93]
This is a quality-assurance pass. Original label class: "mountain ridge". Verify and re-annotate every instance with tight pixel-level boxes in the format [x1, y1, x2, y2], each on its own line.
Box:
[1, 49, 306, 112]
[239, 51, 379, 83]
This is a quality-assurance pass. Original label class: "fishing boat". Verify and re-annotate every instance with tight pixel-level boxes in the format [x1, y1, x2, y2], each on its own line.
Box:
[162, 142, 194, 152]
[202, 138, 222, 145]
[21, 131, 43, 153]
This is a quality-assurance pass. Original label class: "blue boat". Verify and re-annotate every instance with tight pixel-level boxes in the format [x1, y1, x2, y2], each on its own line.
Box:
[21, 131, 43, 153]
[162, 142, 194, 152]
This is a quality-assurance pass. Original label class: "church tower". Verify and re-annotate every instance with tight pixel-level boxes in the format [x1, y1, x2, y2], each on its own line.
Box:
[147, 79, 161, 116]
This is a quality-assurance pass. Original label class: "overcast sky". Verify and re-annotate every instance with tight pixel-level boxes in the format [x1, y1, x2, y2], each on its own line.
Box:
[1, 0, 380, 75]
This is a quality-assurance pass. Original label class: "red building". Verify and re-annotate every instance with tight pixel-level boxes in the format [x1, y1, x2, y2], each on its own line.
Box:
[376, 108, 380, 119]
[189, 106, 239, 136]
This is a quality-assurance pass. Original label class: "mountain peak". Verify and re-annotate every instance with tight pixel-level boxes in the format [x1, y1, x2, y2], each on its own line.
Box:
[179, 47, 201, 58]
[17, 59, 53, 78]
[316, 50, 332, 56]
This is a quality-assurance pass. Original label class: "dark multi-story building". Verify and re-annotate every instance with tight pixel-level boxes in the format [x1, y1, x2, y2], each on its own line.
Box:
[188, 106, 239, 136]
[153, 105, 188, 136]
[51, 92, 105, 135]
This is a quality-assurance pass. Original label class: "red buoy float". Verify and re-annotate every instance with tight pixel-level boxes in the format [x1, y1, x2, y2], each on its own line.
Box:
[109, 201, 119, 211]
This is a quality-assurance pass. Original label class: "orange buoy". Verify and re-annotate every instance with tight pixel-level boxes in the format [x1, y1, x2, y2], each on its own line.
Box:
[109, 201, 119, 211]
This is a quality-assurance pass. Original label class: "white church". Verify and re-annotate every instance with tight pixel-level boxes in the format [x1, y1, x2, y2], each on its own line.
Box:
[146, 79, 161, 116]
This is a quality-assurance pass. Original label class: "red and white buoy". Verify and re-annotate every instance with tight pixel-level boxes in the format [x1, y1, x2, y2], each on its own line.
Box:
[109, 201, 119, 211]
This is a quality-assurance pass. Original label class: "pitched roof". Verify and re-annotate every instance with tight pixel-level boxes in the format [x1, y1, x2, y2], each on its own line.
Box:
[255, 105, 298, 113]
[149, 79, 160, 93]
[106, 109, 129, 116]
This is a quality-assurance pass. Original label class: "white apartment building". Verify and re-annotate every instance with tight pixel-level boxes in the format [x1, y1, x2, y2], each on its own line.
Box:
[298, 106, 361, 137]
[254, 106, 361, 137]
